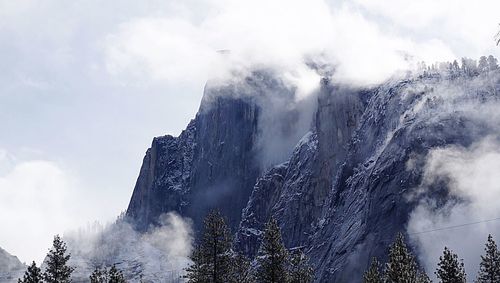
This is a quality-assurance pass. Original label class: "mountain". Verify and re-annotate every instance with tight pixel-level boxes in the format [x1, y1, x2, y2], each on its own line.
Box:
[127, 70, 316, 233]
[0, 247, 25, 282]
[126, 66, 500, 281]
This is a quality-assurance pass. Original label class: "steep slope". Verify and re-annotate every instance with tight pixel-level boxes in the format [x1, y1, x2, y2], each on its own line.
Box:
[126, 70, 314, 232]
[308, 74, 499, 282]
[235, 79, 369, 256]
[0, 247, 25, 282]
[237, 73, 500, 282]
[126, 65, 500, 282]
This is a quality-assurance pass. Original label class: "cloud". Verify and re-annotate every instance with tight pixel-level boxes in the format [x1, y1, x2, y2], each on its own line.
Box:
[352, 0, 500, 58]
[64, 212, 193, 282]
[103, 0, 459, 86]
[0, 155, 73, 264]
[408, 137, 500, 280]
[0, 0, 499, 270]
[0, 150, 123, 265]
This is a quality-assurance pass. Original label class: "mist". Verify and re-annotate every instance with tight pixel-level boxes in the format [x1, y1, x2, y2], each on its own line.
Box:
[63, 212, 192, 282]
[405, 71, 500, 280]
[1, 0, 500, 272]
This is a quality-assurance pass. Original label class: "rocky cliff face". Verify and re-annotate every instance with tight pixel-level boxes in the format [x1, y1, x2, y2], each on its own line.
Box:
[127, 68, 500, 281]
[0, 247, 25, 282]
[307, 75, 498, 282]
[235, 79, 368, 257]
[126, 70, 312, 232]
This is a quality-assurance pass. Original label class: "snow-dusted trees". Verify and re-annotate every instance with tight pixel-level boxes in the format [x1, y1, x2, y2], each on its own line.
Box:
[363, 257, 383, 283]
[18, 261, 43, 283]
[385, 233, 420, 282]
[90, 265, 126, 283]
[255, 218, 314, 283]
[288, 249, 314, 283]
[487, 55, 499, 71]
[435, 247, 466, 283]
[228, 253, 254, 283]
[90, 267, 107, 283]
[43, 235, 74, 283]
[184, 210, 233, 283]
[362, 233, 430, 282]
[256, 218, 290, 283]
[419, 55, 499, 79]
[477, 234, 500, 283]
[461, 58, 478, 76]
[186, 211, 315, 283]
[108, 265, 126, 283]
[479, 56, 489, 72]
[362, 233, 500, 283]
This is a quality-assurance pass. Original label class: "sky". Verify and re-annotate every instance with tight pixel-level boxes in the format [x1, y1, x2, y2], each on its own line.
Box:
[0, 0, 499, 264]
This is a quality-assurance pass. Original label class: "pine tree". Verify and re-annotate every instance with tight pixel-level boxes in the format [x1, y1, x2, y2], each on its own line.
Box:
[228, 253, 255, 283]
[487, 55, 499, 71]
[256, 217, 289, 283]
[184, 210, 233, 283]
[43, 235, 75, 283]
[90, 267, 107, 283]
[108, 264, 126, 283]
[289, 249, 313, 283]
[435, 247, 466, 283]
[18, 261, 43, 283]
[384, 233, 419, 283]
[477, 234, 500, 282]
[417, 271, 432, 283]
[184, 244, 209, 283]
[479, 56, 489, 72]
[363, 257, 382, 283]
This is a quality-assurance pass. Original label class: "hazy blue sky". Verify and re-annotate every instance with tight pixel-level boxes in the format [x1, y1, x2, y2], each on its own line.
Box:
[0, 0, 499, 264]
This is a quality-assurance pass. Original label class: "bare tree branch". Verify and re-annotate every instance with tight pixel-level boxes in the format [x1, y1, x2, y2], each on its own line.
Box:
[496, 24, 500, 45]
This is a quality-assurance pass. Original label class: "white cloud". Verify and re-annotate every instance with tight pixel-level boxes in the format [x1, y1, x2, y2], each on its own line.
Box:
[408, 137, 500, 280]
[0, 157, 69, 263]
[352, 0, 500, 58]
[0, 150, 119, 264]
[0, 0, 499, 268]
[103, 0, 459, 86]
[65, 212, 193, 281]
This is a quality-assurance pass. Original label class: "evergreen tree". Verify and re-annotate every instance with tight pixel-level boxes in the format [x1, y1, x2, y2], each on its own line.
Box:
[43, 235, 75, 283]
[108, 264, 126, 283]
[478, 56, 489, 72]
[435, 247, 466, 283]
[477, 234, 500, 283]
[363, 257, 382, 283]
[256, 218, 289, 283]
[417, 271, 432, 283]
[487, 55, 499, 71]
[90, 267, 107, 283]
[228, 253, 255, 283]
[384, 233, 419, 283]
[289, 249, 314, 283]
[18, 261, 43, 283]
[184, 244, 209, 283]
[184, 210, 233, 283]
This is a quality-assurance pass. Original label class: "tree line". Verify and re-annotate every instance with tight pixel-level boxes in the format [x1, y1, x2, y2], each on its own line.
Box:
[17, 234, 126, 283]
[417, 55, 499, 79]
[183, 210, 314, 283]
[363, 233, 500, 283]
[16, 213, 500, 283]
[17, 210, 314, 283]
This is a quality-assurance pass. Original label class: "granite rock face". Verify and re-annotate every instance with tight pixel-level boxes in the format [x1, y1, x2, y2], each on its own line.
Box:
[126, 71, 312, 232]
[127, 69, 500, 281]
[235, 80, 368, 257]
